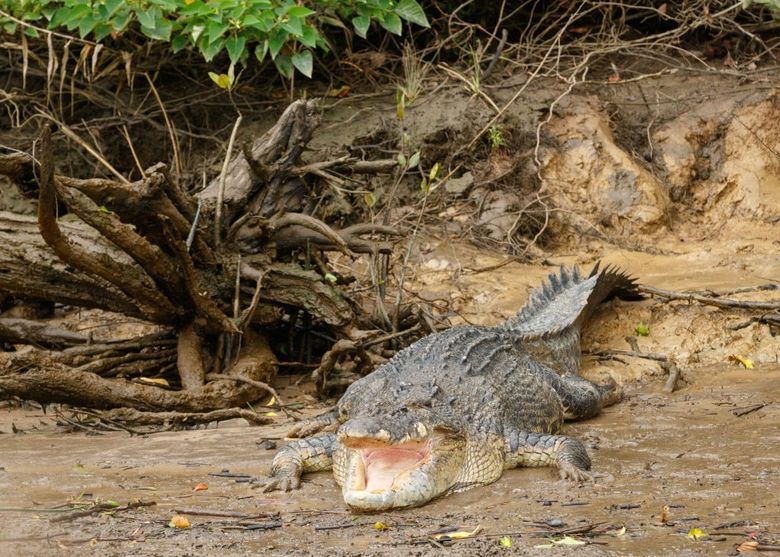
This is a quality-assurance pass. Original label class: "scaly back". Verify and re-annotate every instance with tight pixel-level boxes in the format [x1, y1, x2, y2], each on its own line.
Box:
[501, 264, 641, 374]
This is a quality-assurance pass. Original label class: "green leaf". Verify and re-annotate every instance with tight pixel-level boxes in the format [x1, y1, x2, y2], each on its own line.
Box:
[352, 15, 369, 38]
[286, 6, 314, 18]
[135, 9, 157, 30]
[78, 14, 99, 38]
[298, 24, 319, 47]
[225, 33, 246, 64]
[92, 22, 113, 42]
[282, 15, 303, 37]
[104, 0, 124, 17]
[291, 49, 313, 77]
[206, 19, 230, 44]
[143, 19, 172, 41]
[395, 0, 430, 27]
[364, 192, 376, 208]
[171, 33, 189, 53]
[274, 54, 293, 78]
[635, 322, 650, 336]
[255, 41, 269, 63]
[268, 29, 288, 58]
[408, 151, 420, 169]
[381, 12, 402, 35]
[499, 536, 512, 548]
[397, 152, 407, 167]
[199, 37, 225, 61]
[24, 27, 40, 38]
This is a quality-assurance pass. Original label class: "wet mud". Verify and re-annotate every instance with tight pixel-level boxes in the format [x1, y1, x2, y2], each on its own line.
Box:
[1, 362, 778, 556]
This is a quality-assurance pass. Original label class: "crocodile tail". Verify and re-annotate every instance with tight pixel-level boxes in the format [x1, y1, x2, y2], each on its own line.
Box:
[502, 263, 641, 373]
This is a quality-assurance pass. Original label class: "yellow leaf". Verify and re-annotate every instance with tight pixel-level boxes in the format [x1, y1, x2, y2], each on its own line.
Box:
[728, 354, 754, 369]
[193, 483, 208, 492]
[534, 535, 587, 547]
[326, 85, 350, 98]
[614, 526, 626, 537]
[499, 536, 512, 547]
[553, 535, 587, 546]
[169, 515, 190, 529]
[138, 377, 170, 387]
[433, 525, 482, 540]
[264, 412, 278, 417]
[687, 527, 707, 540]
[429, 162, 442, 181]
[208, 71, 232, 90]
[266, 396, 276, 406]
[373, 521, 387, 530]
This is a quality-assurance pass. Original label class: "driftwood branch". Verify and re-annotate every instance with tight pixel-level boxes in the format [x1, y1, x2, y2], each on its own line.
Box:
[0, 318, 90, 348]
[97, 407, 272, 427]
[36, 127, 178, 323]
[639, 284, 780, 311]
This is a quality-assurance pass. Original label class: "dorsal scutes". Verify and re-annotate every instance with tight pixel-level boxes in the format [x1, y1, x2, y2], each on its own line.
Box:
[502, 263, 640, 342]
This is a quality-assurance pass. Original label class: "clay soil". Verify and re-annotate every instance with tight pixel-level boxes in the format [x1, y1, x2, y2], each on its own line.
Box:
[2, 70, 780, 556]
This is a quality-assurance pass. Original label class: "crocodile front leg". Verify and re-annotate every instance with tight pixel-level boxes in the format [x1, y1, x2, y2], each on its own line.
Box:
[504, 430, 592, 481]
[261, 434, 338, 492]
[287, 410, 340, 438]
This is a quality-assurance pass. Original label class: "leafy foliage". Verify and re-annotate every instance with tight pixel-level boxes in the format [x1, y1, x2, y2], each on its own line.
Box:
[0, 0, 429, 78]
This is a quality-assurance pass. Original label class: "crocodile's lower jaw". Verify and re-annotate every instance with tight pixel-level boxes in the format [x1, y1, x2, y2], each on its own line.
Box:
[340, 440, 432, 510]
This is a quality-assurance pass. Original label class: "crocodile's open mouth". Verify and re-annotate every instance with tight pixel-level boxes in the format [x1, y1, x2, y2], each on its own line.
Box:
[346, 440, 431, 492]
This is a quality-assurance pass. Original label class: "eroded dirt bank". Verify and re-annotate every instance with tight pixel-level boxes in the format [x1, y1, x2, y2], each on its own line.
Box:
[2, 73, 780, 555]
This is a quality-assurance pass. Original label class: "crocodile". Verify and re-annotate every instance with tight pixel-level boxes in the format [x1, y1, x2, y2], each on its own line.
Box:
[261, 264, 640, 511]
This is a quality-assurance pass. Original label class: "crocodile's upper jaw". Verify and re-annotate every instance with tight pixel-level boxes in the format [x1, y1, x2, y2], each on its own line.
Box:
[336, 433, 466, 511]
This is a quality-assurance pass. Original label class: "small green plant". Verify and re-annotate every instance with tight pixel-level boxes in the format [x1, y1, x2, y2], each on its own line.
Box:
[488, 124, 506, 151]
[635, 322, 650, 336]
[0, 0, 430, 78]
[419, 161, 441, 194]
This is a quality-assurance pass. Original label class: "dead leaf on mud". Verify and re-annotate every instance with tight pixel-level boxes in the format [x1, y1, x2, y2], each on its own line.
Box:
[169, 515, 191, 528]
[686, 527, 707, 540]
[535, 535, 587, 548]
[728, 354, 754, 369]
[657, 505, 670, 525]
[193, 483, 208, 492]
[737, 540, 759, 552]
[137, 377, 171, 387]
[432, 525, 482, 540]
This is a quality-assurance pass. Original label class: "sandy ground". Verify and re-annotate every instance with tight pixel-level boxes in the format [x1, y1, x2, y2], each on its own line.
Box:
[2, 230, 779, 555]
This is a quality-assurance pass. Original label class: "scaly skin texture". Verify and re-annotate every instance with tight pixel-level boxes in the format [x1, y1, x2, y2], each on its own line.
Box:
[262, 265, 640, 511]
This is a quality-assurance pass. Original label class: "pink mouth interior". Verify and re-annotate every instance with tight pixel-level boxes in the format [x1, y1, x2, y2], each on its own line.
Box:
[360, 443, 428, 492]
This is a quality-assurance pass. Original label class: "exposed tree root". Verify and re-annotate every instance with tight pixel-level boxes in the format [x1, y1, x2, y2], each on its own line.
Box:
[96, 407, 272, 428]
[639, 285, 780, 311]
[0, 98, 409, 415]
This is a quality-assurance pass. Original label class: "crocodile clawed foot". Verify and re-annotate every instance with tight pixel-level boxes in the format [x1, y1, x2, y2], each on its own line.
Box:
[558, 461, 593, 483]
[258, 475, 301, 493]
